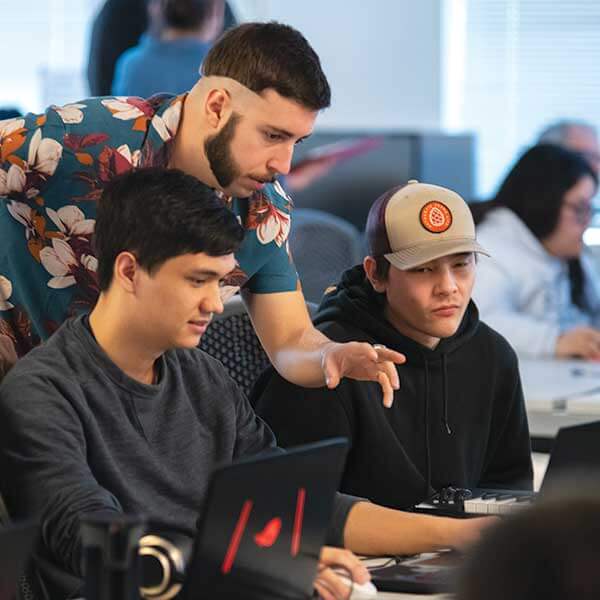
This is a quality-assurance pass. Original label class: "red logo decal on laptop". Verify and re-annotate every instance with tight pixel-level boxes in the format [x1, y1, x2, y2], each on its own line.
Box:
[254, 518, 282, 548]
[222, 499, 253, 574]
[420, 201, 452, 233]
[291, 488, 306, 557]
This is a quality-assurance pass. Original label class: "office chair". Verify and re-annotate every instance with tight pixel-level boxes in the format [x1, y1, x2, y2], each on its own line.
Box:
[200, 295, 317, 398]
[199, 295, 271, 398]
[0, 495, 46, 600]
[289, 208, 364, 303]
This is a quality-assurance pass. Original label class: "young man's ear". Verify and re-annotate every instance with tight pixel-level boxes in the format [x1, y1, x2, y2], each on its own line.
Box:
[204, 88, 232, 129]
[113, 252, 139, 293]
[363, 256, 387, 293]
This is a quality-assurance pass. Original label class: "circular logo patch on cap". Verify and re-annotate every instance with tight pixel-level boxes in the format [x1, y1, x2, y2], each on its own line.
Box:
[420, 201, 452, 233]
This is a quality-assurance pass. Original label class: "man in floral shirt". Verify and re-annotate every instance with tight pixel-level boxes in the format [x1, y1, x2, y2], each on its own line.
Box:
[0, 22, 404, 402]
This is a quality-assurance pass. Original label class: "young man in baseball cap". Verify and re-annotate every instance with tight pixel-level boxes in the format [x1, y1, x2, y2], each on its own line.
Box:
[255, 180, 534, 512]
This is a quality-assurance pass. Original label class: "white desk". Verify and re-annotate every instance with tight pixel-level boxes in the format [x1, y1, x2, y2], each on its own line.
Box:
[519, 358, 600, 438]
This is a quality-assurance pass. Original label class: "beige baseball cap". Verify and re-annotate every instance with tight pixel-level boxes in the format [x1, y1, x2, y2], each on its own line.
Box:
[365, 180, 490, 270]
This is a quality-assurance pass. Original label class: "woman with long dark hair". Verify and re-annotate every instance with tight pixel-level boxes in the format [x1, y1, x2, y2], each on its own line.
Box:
[472, 144, 600, 359]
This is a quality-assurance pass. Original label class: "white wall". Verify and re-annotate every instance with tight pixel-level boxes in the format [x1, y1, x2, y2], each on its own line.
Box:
[0, 0, 104, 113]
[231, 0, 443, 131]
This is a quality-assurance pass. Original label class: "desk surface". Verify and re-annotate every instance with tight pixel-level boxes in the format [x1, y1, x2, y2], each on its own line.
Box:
[520, 357, 600, 438]
[362, 557, 449, 599]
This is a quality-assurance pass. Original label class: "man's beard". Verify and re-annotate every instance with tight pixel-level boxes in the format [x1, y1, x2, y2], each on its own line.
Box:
[204, 112, 241, 190]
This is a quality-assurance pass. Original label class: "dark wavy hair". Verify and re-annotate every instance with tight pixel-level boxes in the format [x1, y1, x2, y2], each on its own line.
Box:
[95, 167, 244, 291]
[201, 21, 331, 111]
[159, 0, 211, 30]
[472, 144, 597, 310]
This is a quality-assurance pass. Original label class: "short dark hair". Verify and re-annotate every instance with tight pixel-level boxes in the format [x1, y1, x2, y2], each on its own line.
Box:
[95, 168, 244, 291]
[201, 21, 331, 111]
[373, 255, 391, 280]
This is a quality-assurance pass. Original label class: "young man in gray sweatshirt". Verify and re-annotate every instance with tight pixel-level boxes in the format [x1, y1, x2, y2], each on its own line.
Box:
[0, 168, 489, 599]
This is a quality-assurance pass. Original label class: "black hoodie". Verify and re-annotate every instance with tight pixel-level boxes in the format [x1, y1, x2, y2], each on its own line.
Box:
[254, 265, 533, 510]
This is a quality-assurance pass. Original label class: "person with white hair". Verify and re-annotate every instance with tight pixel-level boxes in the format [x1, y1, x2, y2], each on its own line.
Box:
[538, 119, 600, 174]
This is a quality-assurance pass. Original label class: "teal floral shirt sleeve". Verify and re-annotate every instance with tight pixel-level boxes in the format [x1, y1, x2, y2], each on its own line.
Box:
[228, 179, 298, 295]
[0, 94, 298, 357]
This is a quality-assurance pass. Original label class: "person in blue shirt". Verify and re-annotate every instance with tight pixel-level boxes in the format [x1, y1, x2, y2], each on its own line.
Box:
[112, 0, 229, 98]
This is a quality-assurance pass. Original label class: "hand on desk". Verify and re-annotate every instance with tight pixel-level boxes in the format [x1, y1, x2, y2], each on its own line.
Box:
[556, 326, 600, 361]
[314, 547, 370, 600]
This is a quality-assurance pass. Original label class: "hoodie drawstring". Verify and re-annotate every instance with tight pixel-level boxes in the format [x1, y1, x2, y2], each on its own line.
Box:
[423, 353, 454, 499]
[423, 358, 432, 499]
[442, 354, 452, 435]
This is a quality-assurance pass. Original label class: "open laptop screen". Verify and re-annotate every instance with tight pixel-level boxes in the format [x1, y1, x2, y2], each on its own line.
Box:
[180, 438, 349, 600]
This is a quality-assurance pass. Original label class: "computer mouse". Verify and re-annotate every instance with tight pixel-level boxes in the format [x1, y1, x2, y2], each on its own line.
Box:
[337, 573, 378, 599]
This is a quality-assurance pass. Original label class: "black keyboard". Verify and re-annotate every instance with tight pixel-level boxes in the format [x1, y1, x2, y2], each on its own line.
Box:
[415, 487, 536, 516]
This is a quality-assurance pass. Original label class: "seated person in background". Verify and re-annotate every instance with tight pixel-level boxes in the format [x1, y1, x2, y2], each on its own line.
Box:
[254, 180, 533, 511]
[456, 490, 600, 600]
[472, 144, 600, 359]
[112, 0, 229, 97]
[538, 119, 600, 174]
[0, 169, 491, 598]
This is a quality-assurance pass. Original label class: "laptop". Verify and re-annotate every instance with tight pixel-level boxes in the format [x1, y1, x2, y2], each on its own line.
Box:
[180, 438, 349, 600]
[0, 521, 38, 600]
[370, 420, 600, 594]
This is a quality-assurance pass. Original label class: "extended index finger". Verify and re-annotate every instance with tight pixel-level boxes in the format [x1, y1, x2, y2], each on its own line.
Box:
[374, 347, 406, 365]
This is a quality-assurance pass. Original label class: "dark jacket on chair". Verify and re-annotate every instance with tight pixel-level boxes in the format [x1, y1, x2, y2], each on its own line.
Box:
[254, 265, 534, 510]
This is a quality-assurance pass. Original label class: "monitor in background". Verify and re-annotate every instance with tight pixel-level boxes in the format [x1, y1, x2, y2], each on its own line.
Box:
[291, 131, 475, 230]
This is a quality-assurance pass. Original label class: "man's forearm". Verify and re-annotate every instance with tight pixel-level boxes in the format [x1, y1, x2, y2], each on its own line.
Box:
[244, 289, 402, 400]
[243, 289, 332, 387]
[270, 324, 333, 388]
[342, 502, 486, 556]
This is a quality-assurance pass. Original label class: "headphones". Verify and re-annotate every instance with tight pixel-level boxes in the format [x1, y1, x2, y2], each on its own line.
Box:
[138, 523, 194, 600]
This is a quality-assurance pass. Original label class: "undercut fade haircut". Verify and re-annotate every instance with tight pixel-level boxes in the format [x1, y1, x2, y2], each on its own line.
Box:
[201, 21, 331, 111]
[95, 168, 244, 291]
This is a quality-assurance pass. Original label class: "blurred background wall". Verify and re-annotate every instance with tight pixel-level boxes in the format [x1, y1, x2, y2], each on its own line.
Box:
[3, 0, 600, 206]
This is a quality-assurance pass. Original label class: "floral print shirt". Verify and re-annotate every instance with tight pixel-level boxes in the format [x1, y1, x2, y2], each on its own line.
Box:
[0, 94, 297, 356]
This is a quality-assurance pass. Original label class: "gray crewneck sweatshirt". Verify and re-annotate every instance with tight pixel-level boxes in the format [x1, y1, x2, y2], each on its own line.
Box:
[0, 316, 357, 581]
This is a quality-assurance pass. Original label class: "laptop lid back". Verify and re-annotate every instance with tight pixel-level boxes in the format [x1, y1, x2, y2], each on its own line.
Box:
[181, 438, 348, 600]
[541, 420, 600, 495]
[0, 522, 38, 600]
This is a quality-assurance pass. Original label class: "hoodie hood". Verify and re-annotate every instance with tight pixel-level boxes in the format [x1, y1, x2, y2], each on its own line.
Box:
[256, 264, 533, 511]
[315, 264, 480, 364]
[315, 265, 481, 499]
